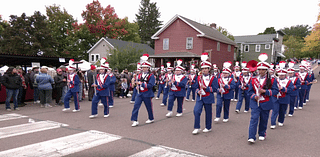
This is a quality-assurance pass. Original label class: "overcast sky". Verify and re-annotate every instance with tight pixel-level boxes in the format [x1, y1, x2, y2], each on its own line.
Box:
[1, 0, 319, 36]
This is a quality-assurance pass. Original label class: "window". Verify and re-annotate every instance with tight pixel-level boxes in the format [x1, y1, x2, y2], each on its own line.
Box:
[244, 45, 249, 52]
[186, 37, 193, 49]
[91, 54, 100, 62]
[217, 42, 220, 51]
[265, 44, 270, 49]
[163, 38, 169, 50]
[228, 45, 231, 52]
[255, 45, 261, 52]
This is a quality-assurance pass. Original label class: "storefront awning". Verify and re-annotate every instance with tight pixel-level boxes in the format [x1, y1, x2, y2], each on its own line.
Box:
[149, 52, 200, 58]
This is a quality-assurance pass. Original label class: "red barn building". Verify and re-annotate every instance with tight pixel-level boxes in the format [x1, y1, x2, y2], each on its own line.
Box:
[150, 15, 236, 70]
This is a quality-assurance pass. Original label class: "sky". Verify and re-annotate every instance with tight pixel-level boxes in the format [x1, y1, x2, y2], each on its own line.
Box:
[1, 0, 319, 36]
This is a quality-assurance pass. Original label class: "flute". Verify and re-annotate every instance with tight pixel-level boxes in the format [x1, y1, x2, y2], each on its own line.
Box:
[93, 75, 96, 96]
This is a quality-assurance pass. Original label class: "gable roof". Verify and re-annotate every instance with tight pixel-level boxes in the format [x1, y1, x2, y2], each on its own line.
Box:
[149, 51, 200, 58]
[151, 14, 236, 46]
[234, 34, 277, 43]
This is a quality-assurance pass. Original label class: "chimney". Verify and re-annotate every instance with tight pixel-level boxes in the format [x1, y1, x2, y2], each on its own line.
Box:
[210, 23, 217, 29]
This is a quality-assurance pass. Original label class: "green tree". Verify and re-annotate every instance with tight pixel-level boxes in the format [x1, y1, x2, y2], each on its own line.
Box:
[217, 26, 235, 41]
[135, 0, 162, 48]
[281, 25, 311, 42]
[120, 18, 141, 43]
[258, 27, 276, 35]
[283, 35, 304, 58]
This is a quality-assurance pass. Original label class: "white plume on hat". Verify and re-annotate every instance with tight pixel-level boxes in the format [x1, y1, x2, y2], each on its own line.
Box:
[241, 61, 247, 69]
[288, 61, 294, 69]
[101, 57, 107, 65]
[69, 59, 76, 70]
[175, 59, 185, 71]
[222, 61, 232, 73]
[201, 52, 209, 62]
[257, 53, 270, 70]
[140, 54, 151, 68]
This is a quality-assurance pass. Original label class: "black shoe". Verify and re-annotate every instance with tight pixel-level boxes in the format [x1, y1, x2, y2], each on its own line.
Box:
[18, 104, 26, 107]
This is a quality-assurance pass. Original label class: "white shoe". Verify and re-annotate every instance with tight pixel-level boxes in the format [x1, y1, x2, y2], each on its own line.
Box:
[298, 107, 303, 110]
[294, 107, 297, 110]
[214, 118, 220, 122]
[248, 138, 255, 143]
[89, 114, 98, 119]
[166, 111, 173, 117]
[98, 103, 103, 106]
[192, 129, 200, 135]
[306, 99, 309, 102]
[192, 99, 195, 102]
[244, 110, 248, 113]
[278, 122, 284, 127]
[132, 121, 139, 127]
[234, 99, 238, 102]
[145, 119, 154, 124]
[270, 125, 276, 129]
[231, 99, 234, 101]
[303, 103, 306, 106]
[155, 97, 159, 100]
[223, 119, 229, 123]
[36, 100, 40, 103]
[235, 110, 240, 113]
[62, 108, 70, 112]
[185, 99, 189, 101]
[176, 113, 183, 117]
[288, 114, 293, 117]
[202, 128, 212, 133]
[104, 114, 109, 118]
[160, 103, 165, 106]
[130, 101, 135, 104]
[73, 109, 80, 112]
[259, 136, 265, 141]
[109, 105, 113, 108]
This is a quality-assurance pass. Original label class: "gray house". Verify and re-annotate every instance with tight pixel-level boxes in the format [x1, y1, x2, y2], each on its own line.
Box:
[87, 37, 154, 63]
[234, 30, 285, 63]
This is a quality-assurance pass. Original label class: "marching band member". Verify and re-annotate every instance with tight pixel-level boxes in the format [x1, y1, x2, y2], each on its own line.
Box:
[130, 63, 141, 104]
[89, 61, 110, 118]
[298, 60, 309, 109]
[192, 53, 218, 134]
[212, 64, 220, 78]
[232, 61, 241, 101]
[156, 65, 166, 99]
[62, 59, 81, 112]
[214, 61, 235, 123]
[235, 61, 251, 113]
[160, 62, 173, 106]
[306, 63, 316, 102]
[131, 54, 155, 127]
[107, 66, 116, 108]
[269, 64, 275, 78]
[270, 61, 294, 128]
[166, 59, 188, 117]
[186, 64, 197, 102]
[248, 53, 279, 143]
[286, 61, 300, 116]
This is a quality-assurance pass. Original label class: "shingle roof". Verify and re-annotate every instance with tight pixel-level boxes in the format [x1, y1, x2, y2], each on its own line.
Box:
[105, 38, 154, 55]
[234, 34, 277, 43]
[149, 51, 200, 58]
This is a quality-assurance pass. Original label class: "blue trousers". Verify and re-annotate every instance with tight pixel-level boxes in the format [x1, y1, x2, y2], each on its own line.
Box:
[5, 89, 19, 109]
[91, 94, 109, 115]
[306, 87, 311, 100]
[248, 107, 270, 140]
[131, 88, 137, 101]
[64, 90, 80, 110]
[194, 101, 212, 129]
[161, 87, 169, 106]
[108, 91, 114, 106]
[131, 95, 154, 121]
[299, 89, 306, 107]
[61, 86, 68, 103]
[289, 96, 298, 114]
[235, 90, 249, 111]
[271, 102, 287, 125]
[234, 86, 239, 100]
[156, 84, 165, 98]
[295, 94, 299, 108]
[216, 97, 231, 119]
[186, 87, 196, 100]
[168, 95, 184, 113]
[33, 87, 39, 101]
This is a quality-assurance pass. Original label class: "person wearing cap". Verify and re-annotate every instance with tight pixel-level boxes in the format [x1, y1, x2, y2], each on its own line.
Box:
[214, 61, 236, 123]
[165, 59, 188, 117]
[130, 64, 141, 103]
[156, 65, 166, 100]
[160, 62, 173, 107]
[54, 68, 66, 106]
[87, 65, 97, 101]
[186, 65, 197, 102]
[297, 60, 310, 109]
[107, 67, 116, 108]
[212, 64, 220, 78]
[89, 62, 111, 118]
[235, 61, 251, 113]
[248, 53, 279, 143]
[62, 59, 81, 112]
[192, 57, 218, 135]
[232, 62, 241, 102]
[131, 54, 155, 127]
[270, 61, 294, 129]
[287, 61, 301, 115]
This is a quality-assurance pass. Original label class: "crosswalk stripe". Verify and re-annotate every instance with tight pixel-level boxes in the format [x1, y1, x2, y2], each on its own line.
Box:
[0, 113, 28, 122]
[0, 120, 68, 139]
[129, 145, 206, 157]
[0, 130, 121, 157]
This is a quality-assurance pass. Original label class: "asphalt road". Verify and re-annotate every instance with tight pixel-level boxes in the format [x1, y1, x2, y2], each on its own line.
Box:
[0, 66, 319, 157]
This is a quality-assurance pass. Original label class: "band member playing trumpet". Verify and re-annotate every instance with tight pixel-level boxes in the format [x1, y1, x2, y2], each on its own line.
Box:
[192, 53, 218, 135]
[156, 65, 166, 99]
[306, 62, 316, 103]
[235, 61, 251, 113]
[248, 53, 279, 143]
[186, 65, 197, 102]
[232, 61, 241, 101]
[160, 62, 173, 106]
[298, 60, 310, 109]
[166, 59, 187, 117]
[214, 61, 235, 123]
[130, 63, 141, 104]
[287, 61, 301, 116]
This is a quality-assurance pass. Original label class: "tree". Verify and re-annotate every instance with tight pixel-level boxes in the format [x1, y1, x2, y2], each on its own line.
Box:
[120, 18, 141, 43]
[135, 0, 162, 48]
[283, 35, 304, 58]
[281, 25, 311, 42]
[217, 26, 235, 41]
[258, 27, 276, 35]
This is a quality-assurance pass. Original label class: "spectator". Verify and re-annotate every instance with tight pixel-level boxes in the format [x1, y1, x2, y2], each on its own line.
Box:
[77, 69, 85, 101]
[87, 65, 97, 101]
[54, 69, 66, 106]
[59, 66, 68, 103]
[119, 78, 128, 98]
[30, 65, 40, 104]
[16, 66, 28, 107]
[36, 67, 54, 108]
[1, 67, 22, 111]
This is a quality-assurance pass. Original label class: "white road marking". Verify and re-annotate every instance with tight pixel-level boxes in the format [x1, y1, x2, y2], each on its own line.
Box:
[129, 145, 206, 157]
[0, 120, 68, 139]
[0, 130, 121, 157]
[0, 113, 28, 122]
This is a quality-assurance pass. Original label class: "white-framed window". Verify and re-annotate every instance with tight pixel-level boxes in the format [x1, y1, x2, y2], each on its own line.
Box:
[217, 42, 220, 51]
[186, 37, 193, 49]
[163, 38, 169, 50]
[228, 45, 231, 52]
[255, 45, 261, 52]
[91, 54, 100, 62]
[265, 44, 271, 49]
[244, 45, 249, 52]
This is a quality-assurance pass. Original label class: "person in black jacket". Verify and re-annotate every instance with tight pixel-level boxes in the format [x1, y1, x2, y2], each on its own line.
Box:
[54, 69, 66, 105]
[1, 67, 22, 111]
